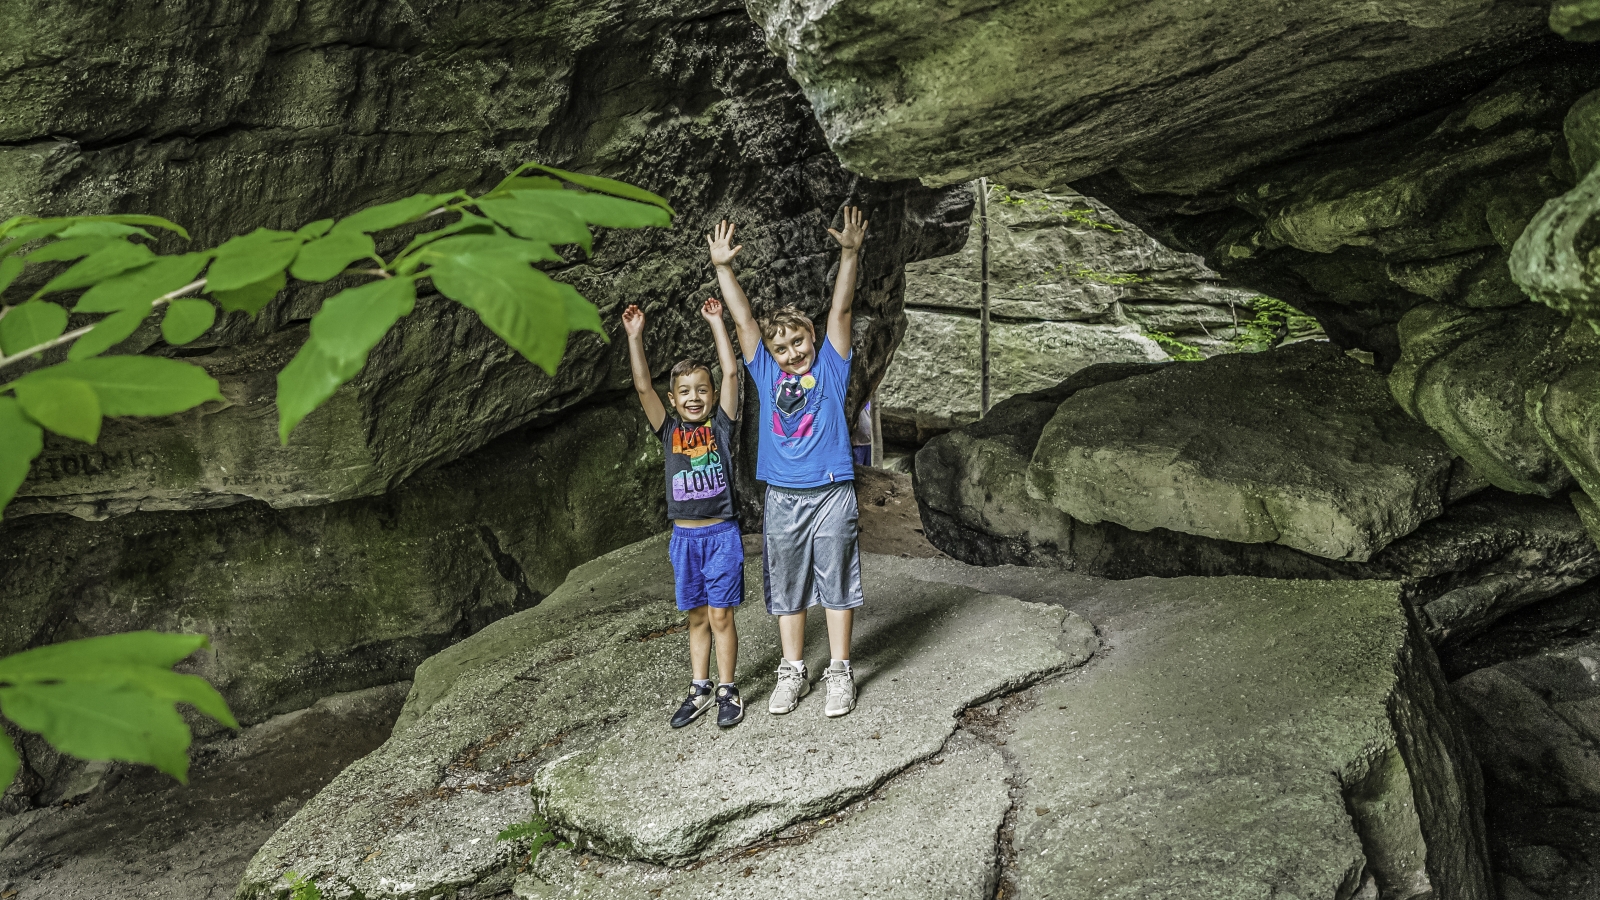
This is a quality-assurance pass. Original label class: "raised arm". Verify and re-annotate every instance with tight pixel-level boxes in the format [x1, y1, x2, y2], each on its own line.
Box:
[622, 305, 667, 431]
[701, 297, 742, 421]
[825, 206, 868, 358]
[708, 220, 763, 361]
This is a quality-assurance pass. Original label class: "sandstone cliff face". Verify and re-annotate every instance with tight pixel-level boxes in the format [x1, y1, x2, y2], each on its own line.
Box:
[1, 0, 969, 520]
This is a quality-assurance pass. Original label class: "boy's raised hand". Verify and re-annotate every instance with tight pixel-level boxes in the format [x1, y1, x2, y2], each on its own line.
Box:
[700, 296, 724, 322]
[707, 220, 742, 267]
[622, 304, 646, 338]
[827, 206, 868, 252]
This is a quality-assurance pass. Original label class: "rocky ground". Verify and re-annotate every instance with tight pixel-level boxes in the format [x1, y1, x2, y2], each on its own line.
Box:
[0, 684, 410, 900]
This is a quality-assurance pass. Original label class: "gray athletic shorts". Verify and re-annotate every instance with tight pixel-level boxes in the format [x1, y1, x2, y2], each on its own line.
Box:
[762, 481, 865, 616]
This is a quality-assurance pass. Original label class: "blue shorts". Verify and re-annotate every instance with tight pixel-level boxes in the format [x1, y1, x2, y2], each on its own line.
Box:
[669, 520, 745, 612]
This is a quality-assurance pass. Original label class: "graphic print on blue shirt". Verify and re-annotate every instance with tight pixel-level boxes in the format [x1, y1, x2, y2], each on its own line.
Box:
[771, 370, 821, 442]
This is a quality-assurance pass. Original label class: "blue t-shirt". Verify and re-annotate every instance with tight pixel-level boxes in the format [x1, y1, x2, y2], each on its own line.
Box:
[747, 337, 855, 488]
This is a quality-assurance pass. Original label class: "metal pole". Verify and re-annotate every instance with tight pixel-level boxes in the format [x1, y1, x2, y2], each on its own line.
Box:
[978, 177, 991, 416]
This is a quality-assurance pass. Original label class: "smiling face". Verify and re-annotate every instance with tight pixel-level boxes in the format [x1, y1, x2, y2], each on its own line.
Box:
[767, 324, 816, 376]
[670, 368, 717, 423]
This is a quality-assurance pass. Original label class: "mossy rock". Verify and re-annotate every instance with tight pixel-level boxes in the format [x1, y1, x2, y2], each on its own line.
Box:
[1389, 302, 1572, 497]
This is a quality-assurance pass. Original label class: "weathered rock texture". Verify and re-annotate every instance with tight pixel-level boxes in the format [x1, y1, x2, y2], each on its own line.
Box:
[2, 0, 968, 520]
[1028, 342, 1455, 562]
[878, 184, 1263, 444]
[749, 0, 1600, 366]
[237, 534, 1490, 900]
[0, 397, 662, 741]
[917, 359, 1600, 642]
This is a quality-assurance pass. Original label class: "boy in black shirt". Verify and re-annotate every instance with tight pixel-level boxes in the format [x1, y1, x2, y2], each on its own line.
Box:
[623, 298, 745, 728]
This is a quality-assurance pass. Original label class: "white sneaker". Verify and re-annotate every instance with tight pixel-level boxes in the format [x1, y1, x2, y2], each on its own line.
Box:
[768, 659, 810, 714]
[823, 661, 856, 718]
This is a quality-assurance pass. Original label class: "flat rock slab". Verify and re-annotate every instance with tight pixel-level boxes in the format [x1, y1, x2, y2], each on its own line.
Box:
[1027, 341, 1456, 561]
[237, 535, 1095, 899]
[240, 535, 1493, 900]
[536, 577, 1085, 863]
[516, 731, 1010, 899]
[876, 557, 1493, 900]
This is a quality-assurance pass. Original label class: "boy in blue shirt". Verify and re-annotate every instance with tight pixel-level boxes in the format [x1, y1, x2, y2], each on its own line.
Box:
[708, 207, 868, 718]
[623, 297, 746, 728]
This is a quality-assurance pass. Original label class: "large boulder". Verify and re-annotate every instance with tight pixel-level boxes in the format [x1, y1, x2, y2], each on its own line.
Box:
[1, 0, 969, 520]
[1027, 342, 1456, 562]
[917, 360, 1600, 642]
[878, 184, 1263, 443]
[1389, 302, 1572, 497]
[236, 535, 1490, 900]
[0, 397, 664, 734]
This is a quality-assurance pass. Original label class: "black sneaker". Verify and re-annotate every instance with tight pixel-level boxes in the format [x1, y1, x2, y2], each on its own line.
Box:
[670, 683, 714, 728]
[716, 684, 745, 728]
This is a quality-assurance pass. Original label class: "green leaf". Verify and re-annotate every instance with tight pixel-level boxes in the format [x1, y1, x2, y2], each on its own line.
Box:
[307, 277, 416, 364]
[332, 193, 455, 235]
[483, 175, 563, 197]
[0, 396, 44, 520]
[0, 730, 16, 795]
[517, 190, 671, 230]
[0, 301, 69, 355]
[0, 256, 24, 297]
[14, 376, 101, 443]
[68, 301, 152, 361]
[14, 356, 223, 417]
[161, 299, 216, 345]
[393, 212, 503, 264]
[290, 230, 377, 282]
[508, 163, 675, 214]
[32, 239, 157, 299]
[277, 278, 415, 443]
[274, 340, 346, 446]
[94, 214, 189, 241]
[207, 228, 304, 293]
[428, 255, 568, 373]
[414, 234, 562, 267]
[564, 289, 605, 337]
[24, 235, 121, 263]
[55, 221, 153, 241]
[211, 269, 286, 315]
[296, 219, 335, 240]
[0, 631, 236, 785]
[474, 196, 593, 254]
[75, 253, 209, 313]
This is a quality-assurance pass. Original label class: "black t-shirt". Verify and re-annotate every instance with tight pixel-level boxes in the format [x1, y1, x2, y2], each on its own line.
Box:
[656, 407, 737, 521]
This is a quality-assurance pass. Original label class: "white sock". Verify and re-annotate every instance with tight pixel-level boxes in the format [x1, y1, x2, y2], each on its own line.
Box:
[692, 678, 713, 689]
[831, 659, 851, 673]
[788, 658, 806, 672]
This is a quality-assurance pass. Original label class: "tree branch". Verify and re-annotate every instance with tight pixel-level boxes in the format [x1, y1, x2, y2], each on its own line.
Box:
[0, 278, 207, 374]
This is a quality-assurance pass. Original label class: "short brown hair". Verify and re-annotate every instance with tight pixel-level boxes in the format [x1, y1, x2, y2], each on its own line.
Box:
[670, 358, 714, 389]
[758, 305, 816, 342]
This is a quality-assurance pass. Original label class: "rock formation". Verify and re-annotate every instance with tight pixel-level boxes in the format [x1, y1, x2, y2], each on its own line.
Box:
[237, 534, 1490, 900]
[876, 184, 1266, 443]
[2, 0, 969, 521]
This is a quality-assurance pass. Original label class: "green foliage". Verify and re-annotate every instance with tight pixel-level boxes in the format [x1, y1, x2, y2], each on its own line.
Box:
[0, 632, 237, 792]
[990, 185, 1121, 233]
[498, 813, 570, 866]
[283, 870, 323, 900]
[1070, 264, 1148, 286]
[1229, 296, 1321, 351]
[0, 163, 671, 805]
[1145, 330, 1205, 361]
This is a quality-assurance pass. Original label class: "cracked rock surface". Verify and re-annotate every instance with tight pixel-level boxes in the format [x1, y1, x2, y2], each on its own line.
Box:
[240, 525, 1490, 899]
